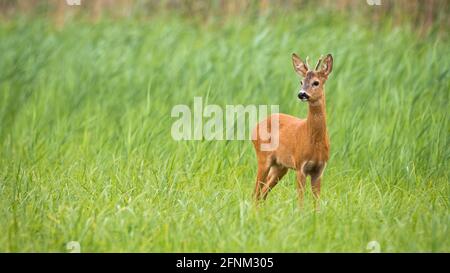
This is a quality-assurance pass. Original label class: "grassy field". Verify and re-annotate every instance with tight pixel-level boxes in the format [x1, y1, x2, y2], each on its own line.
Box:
[0, 13, 449, 252]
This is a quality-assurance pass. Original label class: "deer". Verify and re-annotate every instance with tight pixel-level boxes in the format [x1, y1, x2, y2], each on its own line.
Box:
[251, 52, 333, 209]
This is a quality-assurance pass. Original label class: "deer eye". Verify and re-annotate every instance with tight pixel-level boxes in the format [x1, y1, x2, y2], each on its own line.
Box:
[300, 80, 303, 85]
[313, 81, 320, 87]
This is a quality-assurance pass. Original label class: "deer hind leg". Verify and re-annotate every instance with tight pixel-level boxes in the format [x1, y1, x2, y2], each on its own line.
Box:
[261, 165, 288, 200]
[254, 163, 270, 201]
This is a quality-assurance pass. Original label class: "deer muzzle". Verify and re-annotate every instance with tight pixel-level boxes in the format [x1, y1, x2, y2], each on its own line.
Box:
[298, 90, 310, 101]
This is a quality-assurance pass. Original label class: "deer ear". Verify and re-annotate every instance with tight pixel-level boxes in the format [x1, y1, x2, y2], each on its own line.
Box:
[321, 54, 333, 78]
[292, 53, 308, 77]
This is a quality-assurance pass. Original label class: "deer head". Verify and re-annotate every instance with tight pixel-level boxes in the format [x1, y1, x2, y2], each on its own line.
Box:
[292, 53, 333, 103]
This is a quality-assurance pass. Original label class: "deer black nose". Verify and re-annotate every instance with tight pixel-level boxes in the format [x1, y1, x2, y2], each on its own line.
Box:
[298, 91, 310, 101]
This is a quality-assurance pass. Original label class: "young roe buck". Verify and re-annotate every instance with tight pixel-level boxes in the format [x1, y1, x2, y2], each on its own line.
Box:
[252, 52, 333, 207]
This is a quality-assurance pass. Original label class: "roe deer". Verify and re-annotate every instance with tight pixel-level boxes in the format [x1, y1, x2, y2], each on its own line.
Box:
[252, 52, 333, 208]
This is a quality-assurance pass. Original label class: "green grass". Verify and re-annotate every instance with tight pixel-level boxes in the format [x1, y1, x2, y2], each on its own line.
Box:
[0, 13, 449, 252]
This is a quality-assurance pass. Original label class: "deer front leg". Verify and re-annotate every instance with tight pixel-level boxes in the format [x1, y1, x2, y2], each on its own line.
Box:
[311, 175, 321, 211]
[295, 170, 306, 208]
[254, 164, 270, 202]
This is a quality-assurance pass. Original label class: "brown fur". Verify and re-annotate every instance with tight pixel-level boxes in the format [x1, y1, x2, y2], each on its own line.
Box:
[252, 53, 333, 208]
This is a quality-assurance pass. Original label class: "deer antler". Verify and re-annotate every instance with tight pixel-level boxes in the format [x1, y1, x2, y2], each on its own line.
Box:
[315, 55, 324, 71]
[305, 56, 311, 71]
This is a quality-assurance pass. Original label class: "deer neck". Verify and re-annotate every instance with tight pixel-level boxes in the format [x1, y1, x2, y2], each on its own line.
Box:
[305, 95, 329, 160]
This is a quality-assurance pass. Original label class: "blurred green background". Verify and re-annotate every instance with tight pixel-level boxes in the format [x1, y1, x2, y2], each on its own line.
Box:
[0, 0, 448, 252]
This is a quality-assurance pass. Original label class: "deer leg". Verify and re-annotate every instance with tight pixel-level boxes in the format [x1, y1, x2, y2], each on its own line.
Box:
[311, 175, 321, 211]
[254, 163, 270, 201]
[295, 170, 307, 208]
[261, 166, 288, 200]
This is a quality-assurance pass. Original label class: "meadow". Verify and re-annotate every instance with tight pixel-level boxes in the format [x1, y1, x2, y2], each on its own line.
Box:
[0, 12, 448, 252]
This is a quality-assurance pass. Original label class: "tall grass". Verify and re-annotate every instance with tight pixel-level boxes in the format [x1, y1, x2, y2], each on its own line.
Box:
[0, 13, 448, 252]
